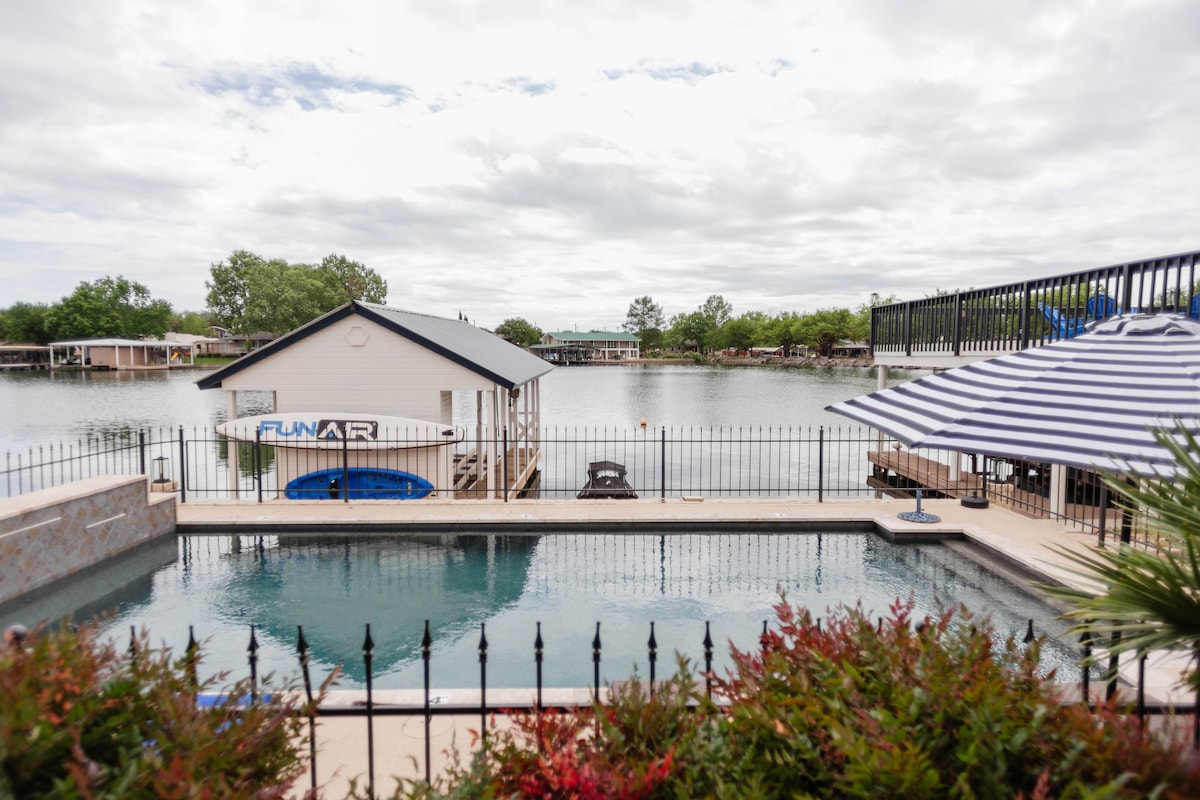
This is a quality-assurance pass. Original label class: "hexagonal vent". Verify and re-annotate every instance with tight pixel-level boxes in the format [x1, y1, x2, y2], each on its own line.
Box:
[345, 325, 369, 346]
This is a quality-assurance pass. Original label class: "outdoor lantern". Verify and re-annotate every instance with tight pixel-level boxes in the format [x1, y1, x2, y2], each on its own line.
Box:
[153, 456, 168, 483]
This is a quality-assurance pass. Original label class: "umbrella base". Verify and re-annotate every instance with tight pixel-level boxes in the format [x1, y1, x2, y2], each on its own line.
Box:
[960, 494, 990, 509]
[897, 510, 942, 523]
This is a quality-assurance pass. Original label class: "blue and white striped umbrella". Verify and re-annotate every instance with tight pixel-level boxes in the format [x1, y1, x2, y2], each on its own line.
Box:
[827, 314, 1200, 477]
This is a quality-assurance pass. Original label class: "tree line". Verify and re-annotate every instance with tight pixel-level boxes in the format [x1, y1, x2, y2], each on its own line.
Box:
[0, 251, 386, 345]
[1, 252, 882, 358]
[497, 294, 892, 357]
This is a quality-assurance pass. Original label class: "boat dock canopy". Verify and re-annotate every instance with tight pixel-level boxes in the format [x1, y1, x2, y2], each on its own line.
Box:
[195, 301, 553, 501]
[197, 301, 552, 391]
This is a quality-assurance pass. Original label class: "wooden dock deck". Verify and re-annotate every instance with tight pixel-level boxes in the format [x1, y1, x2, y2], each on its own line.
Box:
[452, 447, 540, 500]
[867, 449, 1129, 530]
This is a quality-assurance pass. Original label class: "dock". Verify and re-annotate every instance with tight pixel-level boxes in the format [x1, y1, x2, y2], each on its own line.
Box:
[452, 446, 541, 499]
[868, 449, 1128, 530]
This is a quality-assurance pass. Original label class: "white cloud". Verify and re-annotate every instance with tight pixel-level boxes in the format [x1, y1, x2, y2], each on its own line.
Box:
[2, 0, 1198, 331]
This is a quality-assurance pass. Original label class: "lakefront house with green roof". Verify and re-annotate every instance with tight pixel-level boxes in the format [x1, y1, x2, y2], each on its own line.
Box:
[535, 330, 640, 363]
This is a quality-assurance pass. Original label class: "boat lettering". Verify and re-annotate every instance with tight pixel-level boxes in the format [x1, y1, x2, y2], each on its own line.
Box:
[256, 419, 380, 441]
[258, 419, 319, 437]
[316, 419, 379, 441]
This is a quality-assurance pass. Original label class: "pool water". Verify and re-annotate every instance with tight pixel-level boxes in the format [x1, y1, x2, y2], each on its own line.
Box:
[12, 532, 1083, 690]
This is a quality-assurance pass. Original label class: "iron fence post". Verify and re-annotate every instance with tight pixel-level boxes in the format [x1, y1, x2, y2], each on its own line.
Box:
[817, 426, 824, 503]
[952, 293, 963, 357]
[297, 626, 317, 793]
[592, 622, 602, 703]
[479, 624, 489, 745]
[255, 428, 263, 504]
[660, 426, 666, 500]
[138, 430, 145, 477]
[703, 621, 714, 700]
[362, 624, 375, 798]
[534, 622, 544, 716]
[1137, 649, 1146, 729]
[502, 426, 509, 502]
[647, 622, 657, 700]
[247, 625, 259, 703]
[178, 426, 186, 503]
[422, 620, 432, 783]
[185, 625, 198, 691]
[342, 436, 349, 503]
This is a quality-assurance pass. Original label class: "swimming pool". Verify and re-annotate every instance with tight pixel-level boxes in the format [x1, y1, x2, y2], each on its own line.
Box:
[6, 532, 1083, 690]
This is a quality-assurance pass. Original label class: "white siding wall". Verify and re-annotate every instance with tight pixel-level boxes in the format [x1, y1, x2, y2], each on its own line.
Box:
[217, 318, 494, 419]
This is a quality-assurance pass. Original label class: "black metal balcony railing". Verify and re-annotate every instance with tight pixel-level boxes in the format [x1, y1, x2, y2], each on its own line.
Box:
[872, 248, 1200, 359]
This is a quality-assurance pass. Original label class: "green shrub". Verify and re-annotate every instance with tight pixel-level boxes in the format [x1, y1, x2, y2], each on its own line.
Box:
[402, 599, 1199, 799]
[705, 598, 1199, 799]
[0, 623, 321, 799]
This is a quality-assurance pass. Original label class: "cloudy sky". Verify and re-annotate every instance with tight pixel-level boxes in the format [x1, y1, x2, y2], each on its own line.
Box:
[2, 1, 1198, 332]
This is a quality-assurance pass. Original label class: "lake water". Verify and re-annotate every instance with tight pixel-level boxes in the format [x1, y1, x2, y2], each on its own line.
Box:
[0, 363, 919, 453]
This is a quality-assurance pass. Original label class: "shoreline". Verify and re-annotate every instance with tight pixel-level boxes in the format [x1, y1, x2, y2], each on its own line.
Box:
[567, 355, 877, 369]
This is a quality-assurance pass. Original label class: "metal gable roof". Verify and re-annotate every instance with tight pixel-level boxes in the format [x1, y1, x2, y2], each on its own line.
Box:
[196, 301, 553, 391]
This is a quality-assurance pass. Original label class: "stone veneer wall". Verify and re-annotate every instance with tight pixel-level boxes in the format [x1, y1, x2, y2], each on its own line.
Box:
[0, 476, 176, 605]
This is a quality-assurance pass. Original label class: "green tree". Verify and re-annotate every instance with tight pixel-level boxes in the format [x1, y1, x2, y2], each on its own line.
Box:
[0, 302, 53, 344]
[795, 307, 867, 357]
[205, 250, 269, 334]
[315, 253, 388, 304]
[167, 309, 214, 336]
[206, 250, 387, 335]
[494, 318, 544, 346]
[46, 276, 173, 339]
[1045, 423, 1200, 692]
[665, 311, 709, 352]
[623, 296, 665, 334]
[242, 260, 331, 335]
[700, 294, 732, 329]
[716, 311, 767, 351]
[764, 311, 804, 356]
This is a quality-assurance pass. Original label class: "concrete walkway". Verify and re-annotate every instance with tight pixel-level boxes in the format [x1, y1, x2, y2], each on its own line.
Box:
[173, 496, 1197, 797]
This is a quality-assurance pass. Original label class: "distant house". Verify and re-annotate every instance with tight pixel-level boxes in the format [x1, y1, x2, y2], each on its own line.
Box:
[201, 327, 275, 356]
[196, 301, 553, 499]
[830, 341, 870, 358]
[535, 331, 640, 363]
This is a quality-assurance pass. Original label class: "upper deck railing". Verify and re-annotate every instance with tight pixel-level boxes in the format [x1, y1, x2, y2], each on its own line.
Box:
[870, 249, 1200, 368]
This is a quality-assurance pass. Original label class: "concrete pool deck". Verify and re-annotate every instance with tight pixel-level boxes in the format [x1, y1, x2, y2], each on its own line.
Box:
[172, 496, 1198, 796]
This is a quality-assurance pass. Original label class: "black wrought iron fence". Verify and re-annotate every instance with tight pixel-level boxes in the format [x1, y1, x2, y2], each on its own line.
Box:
[0, 424, 1155, 546]
[143, 617, 1199, 795]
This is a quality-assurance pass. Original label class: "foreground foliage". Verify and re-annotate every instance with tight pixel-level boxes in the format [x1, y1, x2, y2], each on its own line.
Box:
[399, 600, 1199, 800]
[0, 624, 317, 799]
[1045, 423, 1200, 692]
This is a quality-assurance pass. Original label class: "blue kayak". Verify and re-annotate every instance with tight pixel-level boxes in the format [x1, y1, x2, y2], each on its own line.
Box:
[285, 467, 434, 500]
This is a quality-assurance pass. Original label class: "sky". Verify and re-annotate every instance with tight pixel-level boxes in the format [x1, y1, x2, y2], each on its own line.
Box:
[2, 1, 1199, 333]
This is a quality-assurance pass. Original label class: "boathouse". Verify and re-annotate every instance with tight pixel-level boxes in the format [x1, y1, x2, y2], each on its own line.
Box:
[196, 301, 553, 500]
[48, 338, 197, 369]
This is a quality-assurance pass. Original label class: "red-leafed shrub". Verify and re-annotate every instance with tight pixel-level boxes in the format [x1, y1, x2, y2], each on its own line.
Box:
[395, 598, 1199, 800]
[0, 623, 322, 799]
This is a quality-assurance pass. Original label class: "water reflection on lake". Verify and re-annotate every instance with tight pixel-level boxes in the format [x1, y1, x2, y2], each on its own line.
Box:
[0, 363, 923, 452]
